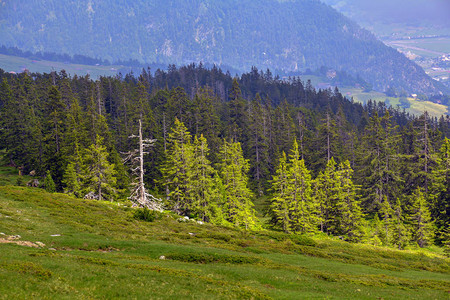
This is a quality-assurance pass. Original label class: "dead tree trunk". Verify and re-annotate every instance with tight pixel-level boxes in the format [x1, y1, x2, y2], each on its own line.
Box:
[123, 119, 163, 210]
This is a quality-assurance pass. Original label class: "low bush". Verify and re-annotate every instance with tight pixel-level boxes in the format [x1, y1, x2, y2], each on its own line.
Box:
[290, 234, 317, 247]
[133, 207, 162, 222]
[165, 252, 265, 264]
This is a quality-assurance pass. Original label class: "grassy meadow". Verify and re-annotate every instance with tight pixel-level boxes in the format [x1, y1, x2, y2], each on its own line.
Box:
[0, 164, 449, 299]
[0, 54, 124, 79]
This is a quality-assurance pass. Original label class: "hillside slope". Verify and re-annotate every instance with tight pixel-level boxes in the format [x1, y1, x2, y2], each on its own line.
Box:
[0, 167, 449, 299]
[0, 0, 443, 94]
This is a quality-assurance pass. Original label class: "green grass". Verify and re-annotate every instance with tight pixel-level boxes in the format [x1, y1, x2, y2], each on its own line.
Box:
[0, 167, 449, 299]
[340, 88, 449, 117]
[0, 54, 125, 79]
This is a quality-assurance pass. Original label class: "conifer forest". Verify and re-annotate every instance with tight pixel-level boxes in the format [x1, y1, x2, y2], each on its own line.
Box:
[0, 65, 449, 249]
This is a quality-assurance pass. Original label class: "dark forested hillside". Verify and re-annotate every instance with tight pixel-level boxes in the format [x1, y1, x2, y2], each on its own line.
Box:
[0, 0, 443, 94]
[0, 66, 449, 247]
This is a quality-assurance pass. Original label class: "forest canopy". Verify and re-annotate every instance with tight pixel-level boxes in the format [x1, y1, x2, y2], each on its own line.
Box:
[0, 65, 448, 248]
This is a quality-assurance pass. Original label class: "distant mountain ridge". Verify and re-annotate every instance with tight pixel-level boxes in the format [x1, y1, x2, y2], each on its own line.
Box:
[0, 0, 444, 94]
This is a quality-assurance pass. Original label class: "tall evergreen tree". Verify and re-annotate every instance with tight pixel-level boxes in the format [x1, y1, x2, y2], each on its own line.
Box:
[315, 157, 341, 234]
[430, 138, 450, 244]
[218, 139, 260, 230]
[62, 141, 84, 197]
[248, 93, 270, 195]
[378, 197, 394, 246]
[357, 111, 400, 213]
[287, 140, 318, 233]
[409, 188, 434, 248]
[42, 85, 67, 188]
[161, 118, 194, 213]
[392, 198, 410, 249]
[191, 134, 224, 223]
[270, 152, 292, 233]
[337, 161, 364, 241]
[82, 135, 117, 201]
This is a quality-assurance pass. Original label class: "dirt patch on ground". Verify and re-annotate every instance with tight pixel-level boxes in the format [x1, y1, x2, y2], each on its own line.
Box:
[0, 236, 45, 248]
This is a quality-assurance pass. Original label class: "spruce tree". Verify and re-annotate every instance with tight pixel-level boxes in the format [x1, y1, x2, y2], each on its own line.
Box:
[287, 140, 318, 233]
[379, 197, 394, 246]
[430, 138, 450, 245]
[357, 111, 400, 213]
[44, 170, 56, 193]
[409, 188, 434, 248]
[392, 198, 409, 249]
[161, 118, 194, 213]
[248, 94, 270, 195]
[315, 157, 340, 234]
[62, 142, 84, 197]
[82, 135, 117, 201]
[337, 160, 364, 241]
[270, 151, 292, 233]
[191, 134, 224, 222]
[218, 139, 260, 230]
[228, 78, 248, 142]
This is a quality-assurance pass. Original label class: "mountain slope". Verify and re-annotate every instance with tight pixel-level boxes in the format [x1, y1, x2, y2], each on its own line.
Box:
[0, 0, 443, 94]
[0, 180, 449, 299]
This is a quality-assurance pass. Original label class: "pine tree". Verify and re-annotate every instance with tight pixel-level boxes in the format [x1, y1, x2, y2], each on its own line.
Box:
[287, 140, 318, 233]
[270, 152, 292, 233]
[392, 198, 409, 250]
[44, 170, 56, 193]
[248, 94, 270, 195]
[218, 139, 260, 230]
[161, 118, 194, 213]
[315, 157, 340, 234]
[357, 111, 400, 213]
[372, 214, 383, 246]
[430, 138, 450, 245]
[0, 77, 41, 173]
[337, 161, 364, 241]
[409, 188, 434, 248]
[190, 134, 224, 222]
[82, 135, 117, 201]
[413, 112, 434, 194]
[228, 78, 248, 142]
[379, 197, 394, 246]
[313, 111, 340, 171]
[62, 142, 84, 197]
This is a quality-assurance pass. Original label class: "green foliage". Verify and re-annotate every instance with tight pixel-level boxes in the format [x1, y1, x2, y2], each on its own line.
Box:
[133, 207, 162, 222]
[430, 138, 450, 245]
[0, 63, 449, 245]
[270, 140, 319, 234]
[392, 198, 410, 250]
[82, 135, 117, 201]
[165, 252, 264, 264]
[15, 176, 24, 186]
[43, 171, 56, 193]
[219, 140, 261, 230]
[161, 118, 195, 211]
[409, 188, 435, 248]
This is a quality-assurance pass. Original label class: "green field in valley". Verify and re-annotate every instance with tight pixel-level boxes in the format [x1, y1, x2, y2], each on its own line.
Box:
[339, 87, 449, 117]
[0, 164, 449, 299]
[0, 54, 124, 79]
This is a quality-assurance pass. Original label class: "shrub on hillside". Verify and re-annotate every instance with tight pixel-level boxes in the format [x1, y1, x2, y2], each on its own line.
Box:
[133, 207, 162, 222]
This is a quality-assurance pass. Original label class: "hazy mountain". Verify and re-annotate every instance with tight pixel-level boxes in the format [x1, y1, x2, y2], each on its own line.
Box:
[0, 0, 444, 94]
[320, 0, 450, 30]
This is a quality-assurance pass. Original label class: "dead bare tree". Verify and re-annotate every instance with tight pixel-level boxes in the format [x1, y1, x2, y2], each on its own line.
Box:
[123, 119, 163, 210]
